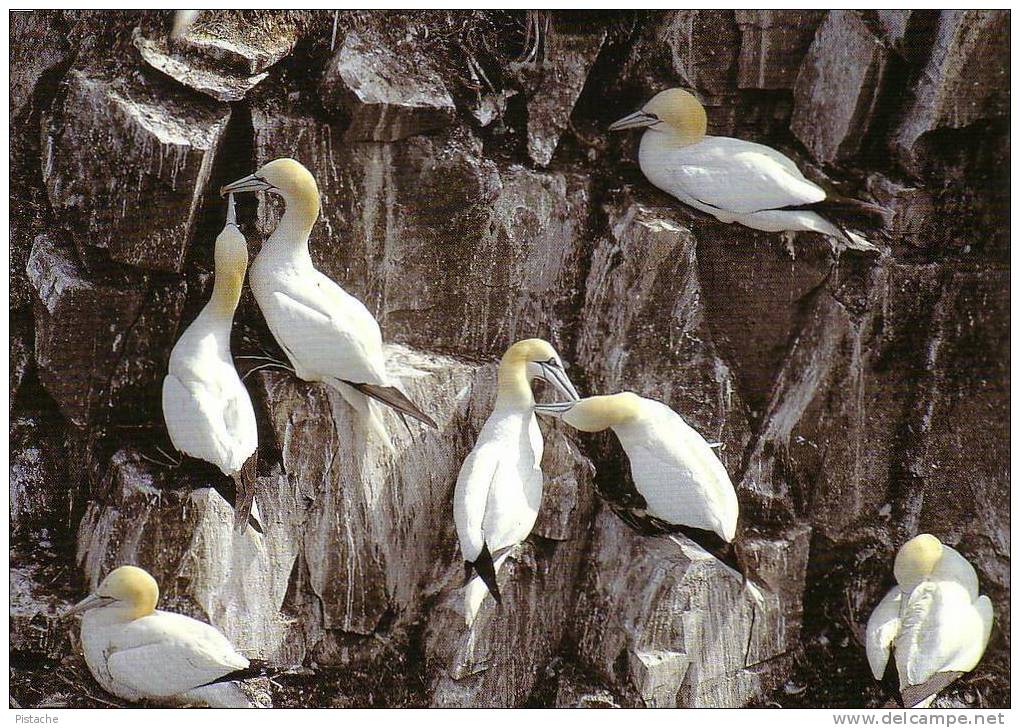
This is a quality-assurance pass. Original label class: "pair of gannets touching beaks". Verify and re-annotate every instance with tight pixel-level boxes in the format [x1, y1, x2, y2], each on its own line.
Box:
[163, 159, 436, 533]
[456, 356, 746, 626]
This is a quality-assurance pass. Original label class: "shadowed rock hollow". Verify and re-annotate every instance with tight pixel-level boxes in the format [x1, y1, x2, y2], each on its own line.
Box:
[9, 10, 1009, 709]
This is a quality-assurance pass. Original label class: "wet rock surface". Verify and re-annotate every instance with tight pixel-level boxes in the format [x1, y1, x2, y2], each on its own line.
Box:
[11, 10, 1009, 709]
[320, 27, 456, 142]
[42, 67, 231, 272]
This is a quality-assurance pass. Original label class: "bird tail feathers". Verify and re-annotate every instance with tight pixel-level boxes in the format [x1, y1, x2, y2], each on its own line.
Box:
[345, 381, 437, 429]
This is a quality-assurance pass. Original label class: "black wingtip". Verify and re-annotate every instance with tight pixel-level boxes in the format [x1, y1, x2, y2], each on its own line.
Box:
[346, 381, 438, 429]
[231, 455, 260, 534]
[469, 544, 502, 604]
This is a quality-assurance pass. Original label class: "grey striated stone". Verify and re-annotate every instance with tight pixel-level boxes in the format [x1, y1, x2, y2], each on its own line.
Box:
[11, 409, 68, 539]
[514, 21, 606, 166]
[170, 10, 299, 76]
[735, 10, 826, 90]
[892, 10, 1009, 174]
[575, 511, 810, 707]
[10, 10, 70, 123]
[252, 105, 592, 356]
[133, 29, 270, 103]
[865, 173, 936, 245]
[791, 10, 888, 164]
[11, 558, 74, 659]
[320, 28, 456, 142]
[42, 68, 230, 272]
[26, 233, 186, 428]
[876, 10, 912, 48]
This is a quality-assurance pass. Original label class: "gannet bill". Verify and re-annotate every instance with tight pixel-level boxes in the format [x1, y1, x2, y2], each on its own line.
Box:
[220, 158, 437, 445]
[454, 338, 581, 625]
[535, 392, 738, 542]
[162, 194, 261, 533]
[65, 565, 260, 707]
[866, 534, 994, 708]
[609, 88, 883, 252]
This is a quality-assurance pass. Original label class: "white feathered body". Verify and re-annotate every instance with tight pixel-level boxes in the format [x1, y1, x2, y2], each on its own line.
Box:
[639, 133, 851, 240]
[249, 239, 391, 432]
[163, 311, 257, 476]
[612, 399, 738, 542]
[80, 607, 252, 707]
[454, 406, 544, 565]
[866, 545, 994, 705]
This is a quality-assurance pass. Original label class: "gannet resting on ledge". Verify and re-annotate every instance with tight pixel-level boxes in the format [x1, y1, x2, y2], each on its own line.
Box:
[66, 566, 260, 707]
[609, 88, 883, 252]
[163, 194, 261, 533]
[221, 159, 436, 447]
[454, 339, 581, 625]
[866, 534, 993, 708]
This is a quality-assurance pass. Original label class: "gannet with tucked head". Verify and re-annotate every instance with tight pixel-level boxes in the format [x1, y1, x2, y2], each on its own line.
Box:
[221, 158, 436, 445]
[66, 566, 259, 707]
[866, 534, 994, 708]
[536, 392, 738, 542]
[454, 339, 581, 625]
[163, 194, 261, 533]
[610, 88, 881, 252]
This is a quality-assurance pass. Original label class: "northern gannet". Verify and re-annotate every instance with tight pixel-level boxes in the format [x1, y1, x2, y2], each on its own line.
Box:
[454, 339, 581, 624]
[162, 194, 261, 533]
[609, 88, 882, 252]
[535, 392, 738, 543]
[220, 159, 436, 444]
[66, 565, 259, 707]
[866, 534, 994, 708]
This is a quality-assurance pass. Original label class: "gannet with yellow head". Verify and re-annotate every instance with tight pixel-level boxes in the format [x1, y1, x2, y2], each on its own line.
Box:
[162, 194, 261, 533]
[66, 565, 257, 707]
[454, 338, 581, 625]
[536, 392, 738, 542]
[221, 158, 436, 446]
[610, 88, 880, 251]
[866, 534, 994, 708]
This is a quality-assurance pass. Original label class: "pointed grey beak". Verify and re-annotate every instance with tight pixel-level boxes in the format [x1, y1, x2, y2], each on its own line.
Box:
[609, 109, 659, 132]
[539, 363, 581, 402]
[63, 592, 116, 617]
[225, 193, 237, 226]
[534, 401, 576, 418]
[220, 173, 273, 196]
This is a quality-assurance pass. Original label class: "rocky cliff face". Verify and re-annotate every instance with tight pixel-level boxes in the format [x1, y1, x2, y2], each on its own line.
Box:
[10, 10, 1009, 708]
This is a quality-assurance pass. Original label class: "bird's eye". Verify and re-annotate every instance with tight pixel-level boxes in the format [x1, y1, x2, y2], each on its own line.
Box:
[544, 358, 560, 368]
[645, 112, 659, 121]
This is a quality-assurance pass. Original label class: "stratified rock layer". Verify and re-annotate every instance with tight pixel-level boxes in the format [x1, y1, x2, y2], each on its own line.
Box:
[42, 68, 230, 272]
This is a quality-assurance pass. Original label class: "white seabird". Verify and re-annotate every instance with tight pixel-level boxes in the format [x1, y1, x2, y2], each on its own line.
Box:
[609, 88, 882, 252]
[220, 158, 436, 445]
[66, 565, 259, 707]
[535, 392, 738, 542]
[866, 533, 994, 708]
[454, 338, 581, 625]
[162, 194, 261, 533]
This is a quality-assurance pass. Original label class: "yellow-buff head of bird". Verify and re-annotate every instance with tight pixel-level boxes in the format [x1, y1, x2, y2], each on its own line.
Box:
[534, 392, 644, 432]
[220, 157, 320, 221]
[609, 88, 707, 146]
[66, 565, 159, 620]
[497, 338, 580, 405]
[212, 193, 248, 313]
[893, 533, 944, 591]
